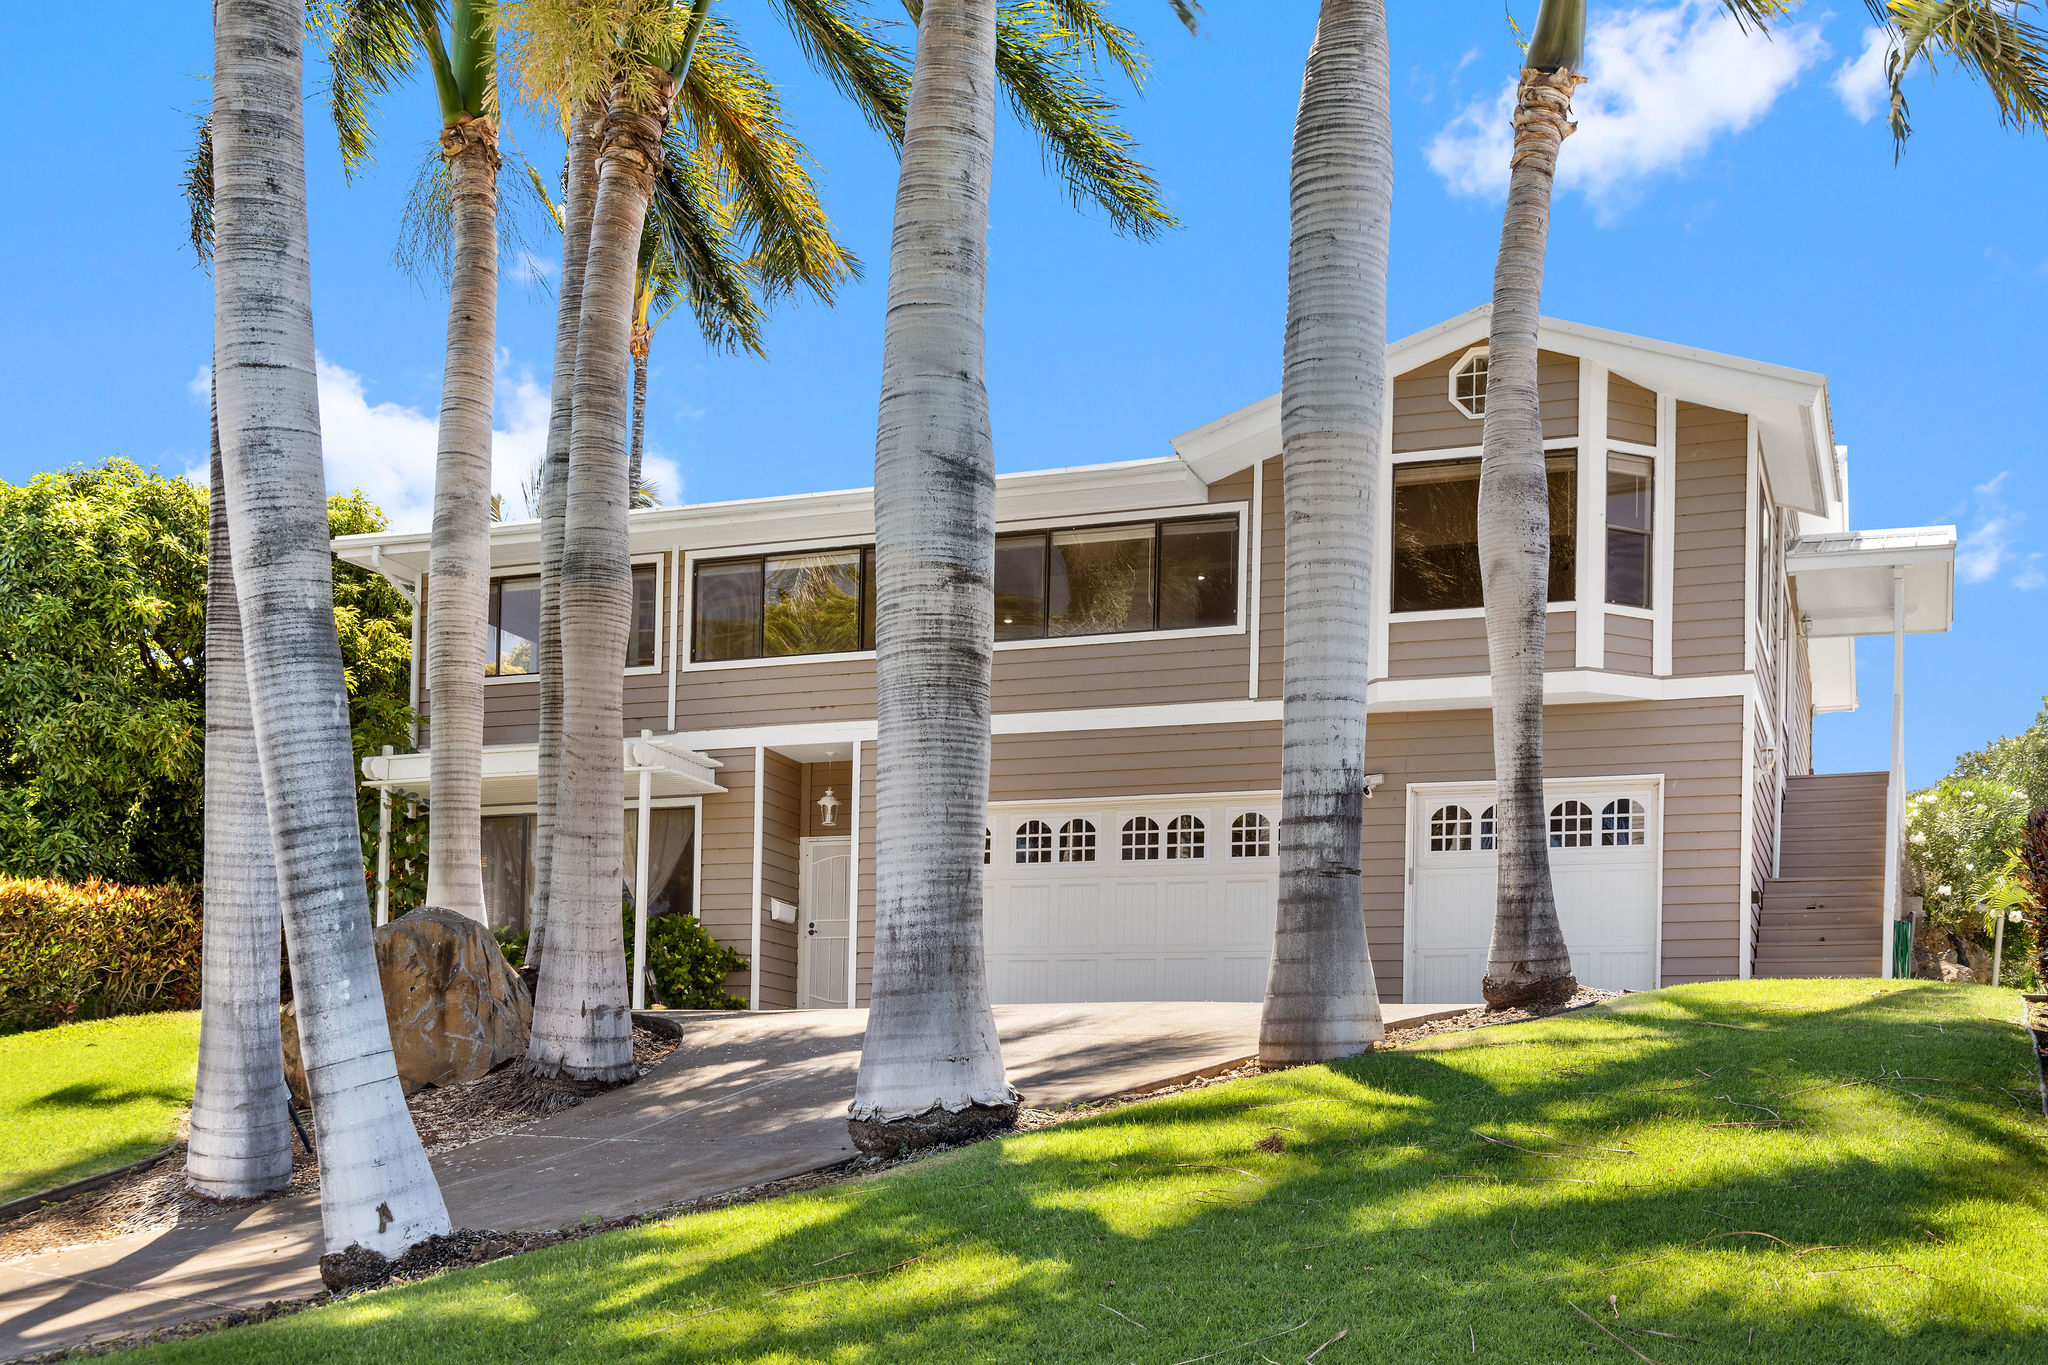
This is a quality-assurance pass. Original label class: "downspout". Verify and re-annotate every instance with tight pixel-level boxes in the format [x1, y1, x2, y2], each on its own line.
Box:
[1881, 566, 1906, 979]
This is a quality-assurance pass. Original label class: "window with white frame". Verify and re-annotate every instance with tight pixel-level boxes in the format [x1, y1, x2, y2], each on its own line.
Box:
[1448, 348, 1488, 419]
[1165, 815, 1205, 859]
[1548, 800, 1595, 848]
[1429, 805, 1474, 853]
[487, 567, 657, 674]
[1015, 819, 1052, 864]
[1058, 818, 1097, 863]
[1601, 798, 1648, 847]
[1120, 816, 1161, 861]
[1606, 454, 1653, 609]
[1392, 455, 1577, 612]
[1230, 812, 1272, 858]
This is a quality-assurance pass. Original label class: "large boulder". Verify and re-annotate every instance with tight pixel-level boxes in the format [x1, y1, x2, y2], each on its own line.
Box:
[281, 908, 531, 1101]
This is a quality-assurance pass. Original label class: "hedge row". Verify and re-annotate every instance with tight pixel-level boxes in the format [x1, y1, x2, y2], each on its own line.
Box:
[0, 877, 202, 1031]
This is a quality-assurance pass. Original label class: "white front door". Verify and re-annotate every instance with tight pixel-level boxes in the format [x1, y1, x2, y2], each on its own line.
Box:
[982, 797, 1280, 1003]
[798, 837, 852, 1008]
[1408, 778, 1662, 1001]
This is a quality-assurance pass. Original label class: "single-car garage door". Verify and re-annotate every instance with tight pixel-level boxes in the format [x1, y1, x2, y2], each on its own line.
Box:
[983, 796, 1280, 1003]
[1407, 777, 1661, 1002]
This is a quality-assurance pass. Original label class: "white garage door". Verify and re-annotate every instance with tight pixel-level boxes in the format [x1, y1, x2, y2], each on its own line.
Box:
[1407, 778, 1661, 1002]
[982, 797, 1280, 1004]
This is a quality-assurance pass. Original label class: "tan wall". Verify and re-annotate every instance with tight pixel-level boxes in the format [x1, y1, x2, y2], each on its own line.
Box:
[1749, 708, 1775, 934]
[1393, 348, 1578, 453]
[1671, 403, 1747, 675]
[696, 747, 802, 1009]
[1255, 459, 1284, 697]
[1608, 374, 1658, 446]
[1606, 613, 1653, 675]
[1387, 611, 1577, 680]
[1784, 619, 1814, 779]
[800, 761, 854, 838]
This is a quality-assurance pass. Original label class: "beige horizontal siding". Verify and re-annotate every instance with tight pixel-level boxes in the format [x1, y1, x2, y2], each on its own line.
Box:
[1387, 610, 1577, 679]
[674, 657, 875, 730]
[1256, 459, 1284, 697]
[1605, 613, 1653, 675]
[1608, 374, 1658, 446]
[697, 747, 761, 1006]
[759, 752, 802, 1008]
[1672, 403, 1747, 675]
[993, 632, 1250, 710]
[1393, 348, 1578, 453]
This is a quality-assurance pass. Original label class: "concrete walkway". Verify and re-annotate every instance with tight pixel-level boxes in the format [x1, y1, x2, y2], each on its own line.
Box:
[0, 1000, 1466, 1359]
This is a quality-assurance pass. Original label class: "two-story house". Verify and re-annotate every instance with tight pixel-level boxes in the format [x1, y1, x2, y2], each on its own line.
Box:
[338, 306, 1956, 1011]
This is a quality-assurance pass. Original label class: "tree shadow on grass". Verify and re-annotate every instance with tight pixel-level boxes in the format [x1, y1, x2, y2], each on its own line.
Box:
[30, 1079, 191, 1111]
[132, 982, 2048, 1365]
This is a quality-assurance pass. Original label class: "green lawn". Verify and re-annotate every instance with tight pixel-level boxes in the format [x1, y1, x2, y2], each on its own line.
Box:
[133, 981, 2048, 1363]
[0, 1011, 201, 1204]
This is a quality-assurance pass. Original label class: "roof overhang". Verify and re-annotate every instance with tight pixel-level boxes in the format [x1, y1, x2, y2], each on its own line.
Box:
[362, 736, 726, 805]
[1787, 525, 1956, 639]
[1171, 306, 1841, 514]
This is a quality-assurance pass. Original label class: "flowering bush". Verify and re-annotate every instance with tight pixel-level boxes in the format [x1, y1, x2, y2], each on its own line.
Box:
[0, 877, 202, 1031]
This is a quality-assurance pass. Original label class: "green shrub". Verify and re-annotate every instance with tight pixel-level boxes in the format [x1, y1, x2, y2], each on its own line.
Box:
[0, 877, 202, 1031]
[622, 902, 747, 1009]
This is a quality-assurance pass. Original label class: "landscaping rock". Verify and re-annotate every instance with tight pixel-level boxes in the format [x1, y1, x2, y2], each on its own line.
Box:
[279, 1001, 309, 1109]
[317, 1243, 390, 1292]
[377, 908, 532, 1094]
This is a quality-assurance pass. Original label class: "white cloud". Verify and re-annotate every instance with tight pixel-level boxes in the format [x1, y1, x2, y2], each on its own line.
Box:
[2014, 554, 2046, 592]
[1956, 472, 2018, 585]
[1426, 2, 1828, 213]
[1833, 26, 1892, 123]
[509, 249, 557, 286]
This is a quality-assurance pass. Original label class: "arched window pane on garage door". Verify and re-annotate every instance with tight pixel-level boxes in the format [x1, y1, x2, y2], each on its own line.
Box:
[1429, 805, 1474, 853]
[1165, 815, 1205, 859]
[1601, 798, 1647, 846]
[1478, 806, 1496, 851]
[1548, 800, 1594, 848]
[1121, 816, 1160, 860]
[1058, 818, 1097, 862]
[1230, 812, 1271, 858]
[1015, 819, 1052, 864]
[984, 828, 991, 864]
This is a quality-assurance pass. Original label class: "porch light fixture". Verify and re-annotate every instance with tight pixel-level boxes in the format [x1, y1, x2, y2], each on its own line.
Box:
[817, 787, 839, 827]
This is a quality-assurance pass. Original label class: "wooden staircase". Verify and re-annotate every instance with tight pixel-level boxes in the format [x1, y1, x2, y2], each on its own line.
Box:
[1752, 772, 1889, 978]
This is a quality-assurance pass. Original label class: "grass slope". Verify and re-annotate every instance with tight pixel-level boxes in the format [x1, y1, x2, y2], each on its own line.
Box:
[0, 1012, 201, 1203]
[133, 982, 2047, 1364]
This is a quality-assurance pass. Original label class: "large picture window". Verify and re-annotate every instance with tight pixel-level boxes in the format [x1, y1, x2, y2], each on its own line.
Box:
[1391, 454, 1576, 613]
[995, 515, 1238, 643]
[488, 565, 658, 675]
[1606, 454, 1653, 609]
[692, 547, 873, 663]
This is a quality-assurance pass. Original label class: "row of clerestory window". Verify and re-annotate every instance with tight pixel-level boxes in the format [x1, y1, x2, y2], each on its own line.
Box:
[985, 812, 1273, 865]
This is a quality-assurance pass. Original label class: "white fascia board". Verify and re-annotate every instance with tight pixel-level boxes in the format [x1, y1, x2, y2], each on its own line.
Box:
[1807, 635, 1858, 713]
[1171, 394, 1281, 485]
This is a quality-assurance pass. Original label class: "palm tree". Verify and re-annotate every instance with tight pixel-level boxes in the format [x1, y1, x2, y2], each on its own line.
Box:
[1257, 0, 1390, 1065]
[1475, 1, 1788, 1009]
[212, 0, 450, 1253]
[186, 404, 296, 1200]
[325, 0, 504, 926]
[1870, 2, 2048, 146]
[628, 215, 678, 496]
[849, 0, 1190, 1153]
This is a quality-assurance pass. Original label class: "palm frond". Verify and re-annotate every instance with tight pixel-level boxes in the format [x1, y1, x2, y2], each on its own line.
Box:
[493, 0, 681, 120]
[325, 0, 430, 178]
[650, 139, 768, 357]
[990, 1, 1179, 240]
[393, 141, 456, 285]
[1717, 1, 1799, 33]
[1881, 0, 2048, 148]
[764, 0, 911, 143]
[675, 14, 863, 306]
[184, 113, 214, 267]
[1165, 0, 1202, 33]
[1020, 1, 1148, 88]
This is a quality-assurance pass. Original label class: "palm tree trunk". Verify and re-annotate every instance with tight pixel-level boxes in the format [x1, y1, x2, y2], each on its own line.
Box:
[186, 397, 293, 1200]
[1477, 64, 1581, 1010]
[628, 329, 648, 499]
[848, 0, 1015, 1156]
[529, 101, 601, 972]
[1258, 0, 1391, 1065]
[212, 0, 450, 1253]
[421, 114, 501, 925]
[527, 79, 673, 1082]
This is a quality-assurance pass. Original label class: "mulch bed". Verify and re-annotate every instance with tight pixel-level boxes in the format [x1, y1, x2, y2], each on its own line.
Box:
[6, 993, 1619, 1363]
[0, 1023, 679, 1267]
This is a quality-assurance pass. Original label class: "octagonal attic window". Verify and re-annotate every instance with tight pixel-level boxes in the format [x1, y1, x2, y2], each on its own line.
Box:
[1448, 347, 1487, 419]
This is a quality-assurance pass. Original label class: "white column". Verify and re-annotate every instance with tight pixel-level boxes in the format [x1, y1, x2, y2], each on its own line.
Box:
[846, 739, 862, 1009]
[748, 744, 765, 1010]
[1881, 567, 1906, 979]
[1247, 461, 1263, 700]
[632, 732, 653, 1010]
[1575, 362, 1608, 669]
[375, 747, 393, 927]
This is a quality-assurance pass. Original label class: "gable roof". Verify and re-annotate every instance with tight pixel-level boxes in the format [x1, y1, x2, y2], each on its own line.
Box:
[1171, 305, 1841, 514]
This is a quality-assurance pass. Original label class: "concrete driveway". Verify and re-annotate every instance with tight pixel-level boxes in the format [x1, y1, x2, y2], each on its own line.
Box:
[0, 1000, 1465, 1359]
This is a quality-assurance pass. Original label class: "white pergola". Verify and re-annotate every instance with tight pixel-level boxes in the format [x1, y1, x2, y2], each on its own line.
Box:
[1786, 525, 1956, 977]
[361, 734, 726, 1007]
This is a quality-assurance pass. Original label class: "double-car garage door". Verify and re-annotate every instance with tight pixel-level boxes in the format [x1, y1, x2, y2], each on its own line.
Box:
[982, 796, 1279, 1004]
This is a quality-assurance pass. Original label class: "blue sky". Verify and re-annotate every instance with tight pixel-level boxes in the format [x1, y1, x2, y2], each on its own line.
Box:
[0, 3, 2041, 786]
